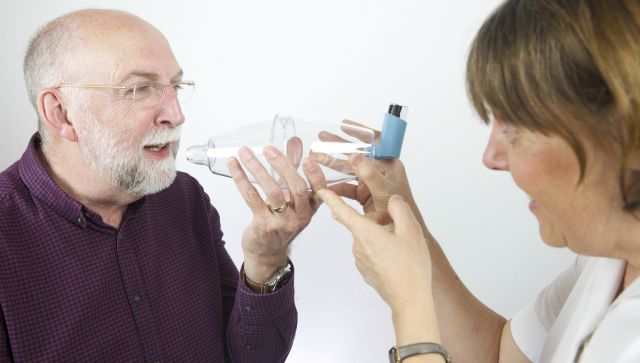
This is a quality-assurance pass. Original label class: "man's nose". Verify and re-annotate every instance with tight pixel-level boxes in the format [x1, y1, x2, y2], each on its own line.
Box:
[156, 87, 185, 127]
[482, 124, 509, 171]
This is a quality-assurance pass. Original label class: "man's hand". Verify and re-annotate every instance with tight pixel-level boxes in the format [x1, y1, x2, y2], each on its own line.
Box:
[227, 142, 327, 283]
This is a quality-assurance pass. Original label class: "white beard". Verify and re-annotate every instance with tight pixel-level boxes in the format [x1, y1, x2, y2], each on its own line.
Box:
[76, 109, 181, 196]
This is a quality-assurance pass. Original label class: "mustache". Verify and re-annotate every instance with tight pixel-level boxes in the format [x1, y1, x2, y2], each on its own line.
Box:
[141, 126, 182, 147]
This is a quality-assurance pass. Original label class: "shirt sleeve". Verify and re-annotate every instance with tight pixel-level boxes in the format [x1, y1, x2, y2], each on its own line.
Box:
[208, 206, 296, 363]
[510, 256, 585, 362]
[0, 305, 12, 361]
[228, 268, 297, 363]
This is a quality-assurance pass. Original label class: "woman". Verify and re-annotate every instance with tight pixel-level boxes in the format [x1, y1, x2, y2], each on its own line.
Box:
[318, 0, 640, 362]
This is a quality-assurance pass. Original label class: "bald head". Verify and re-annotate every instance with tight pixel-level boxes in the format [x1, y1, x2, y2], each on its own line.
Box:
[23, 9, 174, 141]
[24, 10, 159, 107]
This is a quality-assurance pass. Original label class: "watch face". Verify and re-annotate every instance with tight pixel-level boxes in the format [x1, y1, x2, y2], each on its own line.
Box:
[272, 269, 292, 291]
[268, 264, 292, 291]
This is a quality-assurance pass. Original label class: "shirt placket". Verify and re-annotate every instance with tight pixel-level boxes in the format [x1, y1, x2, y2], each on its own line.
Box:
[115, 223, 162, 362]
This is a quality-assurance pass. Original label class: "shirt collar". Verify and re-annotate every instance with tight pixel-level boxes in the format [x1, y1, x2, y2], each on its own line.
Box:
[18, 133, 146, 229]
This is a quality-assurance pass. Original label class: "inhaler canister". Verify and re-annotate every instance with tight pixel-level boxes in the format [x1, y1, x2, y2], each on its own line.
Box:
[374, 104, 408, 159]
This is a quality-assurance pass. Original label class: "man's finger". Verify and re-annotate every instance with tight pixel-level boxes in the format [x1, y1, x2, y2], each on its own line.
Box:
[238, 146, 287, 208]
[263, 145, 310, 214]
[302, 157, 327, 194]
[302, 157, 328, 211]
[227, 157, 270, 215]
[286, 137, 303, 169]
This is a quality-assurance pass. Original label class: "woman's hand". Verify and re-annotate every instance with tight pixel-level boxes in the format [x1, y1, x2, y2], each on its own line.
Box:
[324, 120, 423, 229]
[317, 190, 434, 312]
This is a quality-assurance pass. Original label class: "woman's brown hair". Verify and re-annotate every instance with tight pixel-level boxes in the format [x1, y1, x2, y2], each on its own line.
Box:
[467, 0, 640, 210]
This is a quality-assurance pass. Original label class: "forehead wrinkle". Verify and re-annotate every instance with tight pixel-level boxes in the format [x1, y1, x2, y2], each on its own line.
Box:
[85, 38, 179, 85]
[63, 12, 181, 86]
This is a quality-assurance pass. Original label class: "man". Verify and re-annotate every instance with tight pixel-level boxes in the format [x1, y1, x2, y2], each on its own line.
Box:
[0, 9, 326, 362]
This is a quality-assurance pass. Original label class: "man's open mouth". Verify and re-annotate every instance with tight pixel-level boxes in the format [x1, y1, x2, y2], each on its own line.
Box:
[144, 143, 170, 152]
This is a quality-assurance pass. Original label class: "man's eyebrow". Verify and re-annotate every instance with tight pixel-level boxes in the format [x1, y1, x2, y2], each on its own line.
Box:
[117, 69, 184, 84]
[118, 71, 159, 84]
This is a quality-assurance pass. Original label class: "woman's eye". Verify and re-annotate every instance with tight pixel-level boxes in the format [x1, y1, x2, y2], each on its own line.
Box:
[502, 124, 522, 146]
[503, 123, 517, 135]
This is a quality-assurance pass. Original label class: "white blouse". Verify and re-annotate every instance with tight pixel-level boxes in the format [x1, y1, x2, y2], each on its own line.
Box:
[510, 256, 640, 362]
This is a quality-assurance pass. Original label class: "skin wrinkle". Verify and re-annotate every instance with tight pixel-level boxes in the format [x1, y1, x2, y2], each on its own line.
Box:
[489, 118, 640, 279]
[34, 10, 187, 227]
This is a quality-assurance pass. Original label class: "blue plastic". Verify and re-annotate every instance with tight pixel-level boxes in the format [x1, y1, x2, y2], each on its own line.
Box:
[374, 112, 407, 159]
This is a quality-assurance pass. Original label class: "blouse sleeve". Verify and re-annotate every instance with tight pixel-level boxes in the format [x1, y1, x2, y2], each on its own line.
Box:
[510, 256, 586, 362]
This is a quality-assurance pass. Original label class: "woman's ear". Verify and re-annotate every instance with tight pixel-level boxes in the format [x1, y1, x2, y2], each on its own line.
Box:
[626, 149, 640, 171]
[37, 89, 77, 142]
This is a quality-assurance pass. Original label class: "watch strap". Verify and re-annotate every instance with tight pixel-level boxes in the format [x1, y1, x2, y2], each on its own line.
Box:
[241, 262, 292, 294]
[389, 342, 451, 363]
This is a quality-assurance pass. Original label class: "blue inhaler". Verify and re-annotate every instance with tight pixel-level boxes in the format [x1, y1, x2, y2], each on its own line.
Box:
[373, 104, 408, 159]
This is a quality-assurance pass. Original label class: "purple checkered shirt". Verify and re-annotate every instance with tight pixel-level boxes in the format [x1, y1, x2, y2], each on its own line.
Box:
[0, 134, 297, 362]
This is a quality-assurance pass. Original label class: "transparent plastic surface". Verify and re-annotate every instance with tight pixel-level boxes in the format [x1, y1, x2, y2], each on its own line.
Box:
[186, 114, 376, 188]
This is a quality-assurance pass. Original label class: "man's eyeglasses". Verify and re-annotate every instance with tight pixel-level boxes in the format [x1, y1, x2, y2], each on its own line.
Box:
[55, 81, 195, 107]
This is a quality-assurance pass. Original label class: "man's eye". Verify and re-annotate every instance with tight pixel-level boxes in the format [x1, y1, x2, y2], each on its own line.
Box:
[173, 83, 184, 91]
[135, 85, 152, 93]
[120, 88, 135, 98]
[133, 84, 153, 98]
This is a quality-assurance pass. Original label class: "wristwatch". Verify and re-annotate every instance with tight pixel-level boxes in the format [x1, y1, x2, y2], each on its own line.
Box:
[241, 263, 292, 294]
[389, 342, 451, 363]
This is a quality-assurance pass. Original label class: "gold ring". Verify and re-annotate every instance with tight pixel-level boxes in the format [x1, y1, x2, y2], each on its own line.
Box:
[271, 202, 288, 214]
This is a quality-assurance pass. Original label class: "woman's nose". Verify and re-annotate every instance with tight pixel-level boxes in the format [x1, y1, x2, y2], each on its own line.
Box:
[482, 124, 509, 171]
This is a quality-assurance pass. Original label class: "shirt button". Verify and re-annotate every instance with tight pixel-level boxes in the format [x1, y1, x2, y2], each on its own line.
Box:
[133, 294, 142, 304]
[245, 344, 252, 351]
[244, 304, 253, 311]
[76, 217, 84, 225]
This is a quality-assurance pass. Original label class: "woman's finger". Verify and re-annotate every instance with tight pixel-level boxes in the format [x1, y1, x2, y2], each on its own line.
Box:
[342, 119, 380, 143]
[309, 152, 353, 174]
[317, 189, 375, 232]
[387, 195, 422, 237]
[327, 181, 359, 200]
[349, 154, 394, 205]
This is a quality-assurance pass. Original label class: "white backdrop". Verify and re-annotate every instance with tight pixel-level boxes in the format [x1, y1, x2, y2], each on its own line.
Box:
[0, 1, 575, 362]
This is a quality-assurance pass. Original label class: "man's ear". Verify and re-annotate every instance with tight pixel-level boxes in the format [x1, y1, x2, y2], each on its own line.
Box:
[37, 89, 77, 142]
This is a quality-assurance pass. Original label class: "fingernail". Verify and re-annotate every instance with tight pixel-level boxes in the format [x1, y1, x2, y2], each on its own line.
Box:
[390, 195, 404, 202]
[264, 146, 277, 160]
[239, 147, 252, 160]
[352, 155, 363, 167]
[303, 157, 318, 172]
[316, 189, 326, 199]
